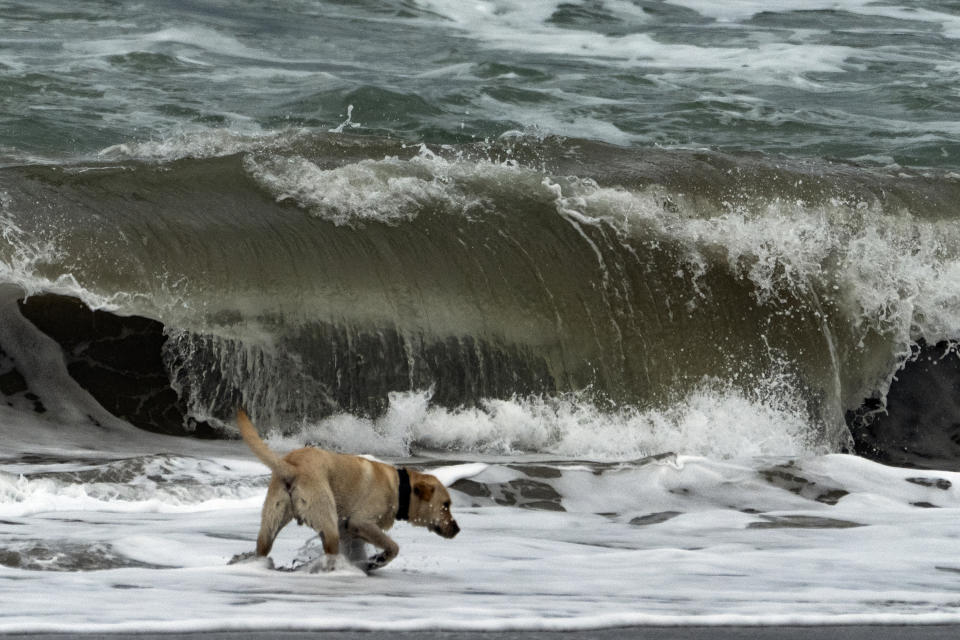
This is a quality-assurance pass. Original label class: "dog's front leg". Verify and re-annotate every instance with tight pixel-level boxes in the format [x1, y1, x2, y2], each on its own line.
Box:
[344, 520, 399, 571]
[338, 522, 370, 566]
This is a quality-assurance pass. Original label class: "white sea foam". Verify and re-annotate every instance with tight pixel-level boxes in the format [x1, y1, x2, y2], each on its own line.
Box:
[430, 462, 489, 486]
[98, 128, 311, 163]
[411, 0, 855, 80]
[661, 0, 960, 38]
[0, 206, 104, 304]
[474, 93, 641, 146]
[662, 0, 864, 22]
[272, 375, 819, 461]
[243, 155, 460, 225]
[0, 471, 263, 519]
[242, 146, 536, 225]
[66, 26, 302, 65]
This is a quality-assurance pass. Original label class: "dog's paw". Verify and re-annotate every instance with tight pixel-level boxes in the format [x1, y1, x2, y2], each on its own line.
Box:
[364, 552, 391, 572]
[227, 550, 256, 565]
[301, 554, 340, 573]
[228, 551, 274, 570]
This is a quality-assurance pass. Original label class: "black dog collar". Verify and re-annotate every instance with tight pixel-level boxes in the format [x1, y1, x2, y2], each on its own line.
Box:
[396, 467, 411, 521]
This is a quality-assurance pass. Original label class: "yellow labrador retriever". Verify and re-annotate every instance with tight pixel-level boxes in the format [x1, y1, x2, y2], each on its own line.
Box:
[235, 409, 459, 572]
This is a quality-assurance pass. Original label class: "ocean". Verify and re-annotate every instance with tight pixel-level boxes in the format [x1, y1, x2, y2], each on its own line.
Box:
[3, 0, 960, 633]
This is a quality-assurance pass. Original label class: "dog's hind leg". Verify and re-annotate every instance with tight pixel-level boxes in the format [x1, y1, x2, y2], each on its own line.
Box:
[291, 481, 340, 571]
[256, 477, 294, 557]
[344, 520, 399, 571]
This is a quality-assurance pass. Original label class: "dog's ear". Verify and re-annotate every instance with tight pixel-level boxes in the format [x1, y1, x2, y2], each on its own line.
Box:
[413, 481, 435, 501]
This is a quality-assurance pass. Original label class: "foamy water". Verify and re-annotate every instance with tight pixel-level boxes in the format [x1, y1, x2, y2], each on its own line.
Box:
[269, 383, 817, 461]
[3, 406, 960, 632]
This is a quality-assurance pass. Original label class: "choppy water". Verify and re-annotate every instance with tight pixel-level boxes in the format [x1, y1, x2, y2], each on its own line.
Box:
[2, 0, 960, 632]
[4, 0, 960, 167]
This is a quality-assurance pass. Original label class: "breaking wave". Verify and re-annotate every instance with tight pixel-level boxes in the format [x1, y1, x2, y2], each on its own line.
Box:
[3, 131, 960, 463]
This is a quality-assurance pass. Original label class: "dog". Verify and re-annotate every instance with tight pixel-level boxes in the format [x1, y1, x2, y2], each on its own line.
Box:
[235, 409, 459, 572]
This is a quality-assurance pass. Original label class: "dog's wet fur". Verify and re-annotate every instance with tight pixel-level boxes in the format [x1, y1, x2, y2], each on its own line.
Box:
[235, 409, 459, 572]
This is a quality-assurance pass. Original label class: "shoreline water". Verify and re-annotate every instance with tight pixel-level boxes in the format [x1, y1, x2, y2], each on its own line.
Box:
[4, 626, 960, 640]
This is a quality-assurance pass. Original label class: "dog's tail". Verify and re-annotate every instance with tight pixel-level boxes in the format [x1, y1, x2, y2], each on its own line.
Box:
[236, 409, 297, 479]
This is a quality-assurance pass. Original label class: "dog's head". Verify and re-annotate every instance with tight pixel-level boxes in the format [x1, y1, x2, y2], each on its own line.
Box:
[409, 474, 460, 539]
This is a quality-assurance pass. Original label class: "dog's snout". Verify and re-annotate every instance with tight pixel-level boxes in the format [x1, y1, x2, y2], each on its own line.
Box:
[432, 520, 460, 538]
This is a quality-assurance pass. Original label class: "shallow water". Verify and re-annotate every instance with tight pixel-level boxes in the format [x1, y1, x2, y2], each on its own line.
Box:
[4, 410, 960, 632]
